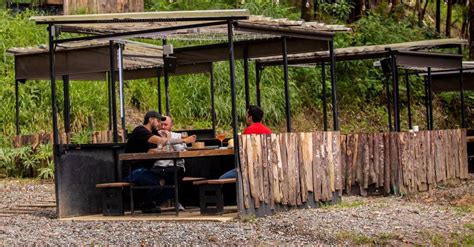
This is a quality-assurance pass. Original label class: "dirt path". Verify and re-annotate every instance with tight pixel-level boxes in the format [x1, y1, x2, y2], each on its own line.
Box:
[1, 178, 472, 245]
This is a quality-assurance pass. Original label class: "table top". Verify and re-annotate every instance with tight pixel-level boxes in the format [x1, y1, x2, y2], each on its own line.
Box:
[467, 136, 474, 142]
[119, 148, 234, 161]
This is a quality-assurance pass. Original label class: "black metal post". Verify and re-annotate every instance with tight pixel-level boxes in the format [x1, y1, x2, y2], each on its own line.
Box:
[255, 62, 261, 107]
[157, 68, 162, 114]
[243, 46, 250, 109]
[62, 75, 71, 134]
[390, 50, 400, 132]
[321, 62, 328, 131]
[459, 68, 466, 128]
[210, 64, 216, 136]
[163, 39, 170, 116]
[15, 79, 20, 135]
[109, 41, 118, 143]
[427, 67, 434, 130]
[117, 44, 126, 140]
[107, 72, 112, 131]
[47, 24, 60, 217]
[282, 37, 292, 132]
[424, 76, 430, 130]
[227, 20, 243, 214]
[329, 40, 339, 131]
[405, 70, 412, 129]
[384, 74, 393, 131]
[48, 24, 60, 147]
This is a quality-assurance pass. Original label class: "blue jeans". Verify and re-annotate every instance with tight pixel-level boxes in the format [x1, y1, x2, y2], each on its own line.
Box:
[219, 168, 237, 179]
[124, 168, 174, 208]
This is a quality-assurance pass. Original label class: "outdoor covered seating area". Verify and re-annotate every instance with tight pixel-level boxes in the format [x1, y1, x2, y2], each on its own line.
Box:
[10, 10, 354, 219]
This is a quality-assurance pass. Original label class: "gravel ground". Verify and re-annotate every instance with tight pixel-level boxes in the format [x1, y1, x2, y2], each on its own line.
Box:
[1, 178, 473, 245]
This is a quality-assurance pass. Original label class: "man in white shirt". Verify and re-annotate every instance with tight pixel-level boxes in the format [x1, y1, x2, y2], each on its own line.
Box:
[151, 116, 187, 210]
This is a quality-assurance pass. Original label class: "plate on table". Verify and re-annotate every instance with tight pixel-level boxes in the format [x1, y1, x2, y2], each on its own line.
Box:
[186, 145, 219, 150]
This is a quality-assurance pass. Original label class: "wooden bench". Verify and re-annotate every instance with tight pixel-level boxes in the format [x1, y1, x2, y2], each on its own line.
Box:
[193, 178, 236, 215]
[96, 182, 130, 216]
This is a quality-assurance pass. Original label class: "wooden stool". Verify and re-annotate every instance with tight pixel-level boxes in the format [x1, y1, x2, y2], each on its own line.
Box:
[193, 178, 236, 215]
[96, 182, 130, 216]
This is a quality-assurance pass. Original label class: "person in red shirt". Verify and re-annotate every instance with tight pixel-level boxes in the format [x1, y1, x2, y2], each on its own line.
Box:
[243, 105, 272, 135]
[220, 105, 272, 179]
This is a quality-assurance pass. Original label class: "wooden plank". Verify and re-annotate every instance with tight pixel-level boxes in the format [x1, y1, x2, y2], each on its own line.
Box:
[397, 133, 406, 194]
[368, 133, 377, 186]
[271, 134, 282, 205]
[372, 133, 380, 188]
[303, 132, 314, 193]
[250, 135, 261, 208]
[239, 135, 251, 209]
[313, 132, 322, 201]
[417, 131, 428, 192]
[461, 129, 469, 179]
[294, 133, 302, 206]
[261, 135, 270, 205]
[327, 131, 335, 194]
[280, 134, 289, 206]
[289, 133, 298, 206]
[333, 132, 342, 194]
[320, 132, 329, 201]
[119, 149, 234, 160]
[265, 135, 275, 210]
[340, 135, 347, 193]
[454, 130, 461, 179]
[390, 133, 398, 194]
[255, 135, 265, 205]
[383, 133, 390, 194]
[298, 133, 307, 203]
[345, 134, 356, 195]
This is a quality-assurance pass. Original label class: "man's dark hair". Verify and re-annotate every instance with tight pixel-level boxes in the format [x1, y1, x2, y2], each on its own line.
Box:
[247, 105, 264, 123]
[143, 111, 166, 124]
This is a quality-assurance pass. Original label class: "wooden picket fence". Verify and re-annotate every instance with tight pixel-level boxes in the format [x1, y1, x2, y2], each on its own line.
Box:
[341, 129, 469, 195]
[238, 132, 343, 214]
[238, 129, 469, 214]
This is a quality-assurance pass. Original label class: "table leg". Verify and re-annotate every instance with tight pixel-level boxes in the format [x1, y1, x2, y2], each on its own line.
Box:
[174, 159, 179, 216]
[129, 165, 134, 215]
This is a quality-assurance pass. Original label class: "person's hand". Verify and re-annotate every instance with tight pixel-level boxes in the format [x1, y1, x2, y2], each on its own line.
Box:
[158, 130, 171, 140]
[183, 135, 196, 144]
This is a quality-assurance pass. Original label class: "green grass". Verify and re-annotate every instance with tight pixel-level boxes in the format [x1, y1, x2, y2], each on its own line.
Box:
[336, 231, 400, 245]
[320, 199, 365, 210]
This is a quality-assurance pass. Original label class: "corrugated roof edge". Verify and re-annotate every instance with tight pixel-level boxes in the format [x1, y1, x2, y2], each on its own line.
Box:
[30, 9, 250, 24]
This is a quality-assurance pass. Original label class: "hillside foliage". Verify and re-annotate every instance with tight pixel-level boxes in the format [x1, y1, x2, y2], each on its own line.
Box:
[0, 1, 473, 177]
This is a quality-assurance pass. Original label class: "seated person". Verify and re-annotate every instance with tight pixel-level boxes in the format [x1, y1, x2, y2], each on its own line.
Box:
[220, 105, 272, 179]
[123, 111, 196, 213]
[151, 116, 189, 210]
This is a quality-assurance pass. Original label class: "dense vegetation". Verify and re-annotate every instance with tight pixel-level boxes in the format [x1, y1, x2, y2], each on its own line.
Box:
[0, 0, 473, 178]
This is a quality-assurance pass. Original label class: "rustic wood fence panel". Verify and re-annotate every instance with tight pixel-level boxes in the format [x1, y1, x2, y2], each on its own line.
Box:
[238, 132, 342, 216]
[63, 0, 144, 15]
[13, 130, 115, 148]
[340, 129, 469, 195]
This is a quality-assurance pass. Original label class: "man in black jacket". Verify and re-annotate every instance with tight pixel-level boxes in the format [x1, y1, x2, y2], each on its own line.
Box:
[124, 111, 195, 213]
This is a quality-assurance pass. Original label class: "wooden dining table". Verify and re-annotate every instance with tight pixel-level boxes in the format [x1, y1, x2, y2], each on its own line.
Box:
[119, 148, 234, 216]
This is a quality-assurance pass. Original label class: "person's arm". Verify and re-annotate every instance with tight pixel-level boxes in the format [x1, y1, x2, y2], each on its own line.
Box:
[169, 135, 196, 145]
[147, 135, 168, 146]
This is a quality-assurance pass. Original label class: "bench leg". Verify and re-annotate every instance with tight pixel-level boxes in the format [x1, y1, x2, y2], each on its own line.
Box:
[198, 184, 224, 215]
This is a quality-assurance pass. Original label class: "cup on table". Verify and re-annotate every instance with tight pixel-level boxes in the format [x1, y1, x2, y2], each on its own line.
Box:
[413, 125, 419, 132]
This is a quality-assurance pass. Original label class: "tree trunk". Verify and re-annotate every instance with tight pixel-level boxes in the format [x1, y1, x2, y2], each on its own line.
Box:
[420, 0, 429, 25]
[350, 0, 363, 23]
[436, 0, 441, 33]
[301, 0, 313, 21]
[446, 0, 452, 37]
[470, 0, 474, 59]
